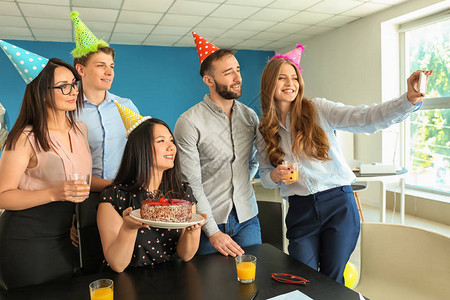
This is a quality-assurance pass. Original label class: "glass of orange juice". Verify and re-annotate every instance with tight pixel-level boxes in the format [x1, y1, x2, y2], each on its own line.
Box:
[69, 173, 91, 201]
[89, 279, 113, 300]
[235, 254, 257, 283]
[282, 161, 299, 183]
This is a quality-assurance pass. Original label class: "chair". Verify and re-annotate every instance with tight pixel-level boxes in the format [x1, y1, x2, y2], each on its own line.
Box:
[351, 182, 367, 221]
[253, 179, 288, 253]
[76, 192, 104, 274]
[257, 200, 284, 251]
[355, 222, 450, 300]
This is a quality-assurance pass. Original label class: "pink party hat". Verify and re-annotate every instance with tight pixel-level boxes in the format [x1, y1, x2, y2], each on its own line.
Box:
[270, 44, 304, 69]
[192, 32, 219, 64]
[0, 39, 49, 84]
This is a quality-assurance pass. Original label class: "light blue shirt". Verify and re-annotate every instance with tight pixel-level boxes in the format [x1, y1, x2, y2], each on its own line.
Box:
[256, 93, 418, 197]
[77, 91, 139, 180]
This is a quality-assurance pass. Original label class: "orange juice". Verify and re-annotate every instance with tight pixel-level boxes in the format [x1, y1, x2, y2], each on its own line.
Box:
[236, 262, 256, 281]
[91, 287, 113, 300]
[80, 184, 90, 193]
[283, 166, 298, 182]
[290, 170, 299, 181]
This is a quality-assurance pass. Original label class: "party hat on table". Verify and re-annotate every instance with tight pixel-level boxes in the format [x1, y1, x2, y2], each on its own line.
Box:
[0, 39, 49, 84]
[192, 31, 219, 64]
[70, 11, 109, 58]
[270, 44, 304, 69]
[115, 101, 151, 138]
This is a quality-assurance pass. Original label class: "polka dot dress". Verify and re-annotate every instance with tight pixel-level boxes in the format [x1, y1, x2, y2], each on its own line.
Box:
[100, 182, 197, 268]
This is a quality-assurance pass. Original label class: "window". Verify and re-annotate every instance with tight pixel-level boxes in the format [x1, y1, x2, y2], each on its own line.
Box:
[401, 12, 450, 194]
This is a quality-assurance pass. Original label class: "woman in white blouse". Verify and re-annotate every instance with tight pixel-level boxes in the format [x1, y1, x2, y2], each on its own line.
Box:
[256, 52, 431, 285]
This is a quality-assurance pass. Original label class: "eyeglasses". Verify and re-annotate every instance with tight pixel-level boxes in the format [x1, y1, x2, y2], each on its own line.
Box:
[271, 273, 309, 285]
[49, 81, 81, 95]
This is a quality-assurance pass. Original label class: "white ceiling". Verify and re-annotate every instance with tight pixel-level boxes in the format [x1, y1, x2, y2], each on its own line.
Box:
[0, 0, 407, 51]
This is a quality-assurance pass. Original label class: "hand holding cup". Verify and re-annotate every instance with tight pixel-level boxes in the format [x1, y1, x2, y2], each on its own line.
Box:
[281, 161, 299, 184]
[68, 173, 91, 202]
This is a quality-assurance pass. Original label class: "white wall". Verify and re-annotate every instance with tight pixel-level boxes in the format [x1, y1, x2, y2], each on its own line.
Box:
[282, 0, 448, 206]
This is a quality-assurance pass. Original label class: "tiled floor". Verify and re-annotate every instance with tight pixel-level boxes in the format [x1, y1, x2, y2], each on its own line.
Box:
[348, 203, 450, 274]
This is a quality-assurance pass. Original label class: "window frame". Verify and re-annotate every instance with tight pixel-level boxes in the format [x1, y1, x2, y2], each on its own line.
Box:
[399, 11, 450, 196]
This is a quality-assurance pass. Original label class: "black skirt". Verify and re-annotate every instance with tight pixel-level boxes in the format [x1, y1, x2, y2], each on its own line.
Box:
[0, 201, 75, 290]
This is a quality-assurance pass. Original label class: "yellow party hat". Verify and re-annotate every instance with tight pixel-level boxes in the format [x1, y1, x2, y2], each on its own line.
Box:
[115, 101, 151, 138]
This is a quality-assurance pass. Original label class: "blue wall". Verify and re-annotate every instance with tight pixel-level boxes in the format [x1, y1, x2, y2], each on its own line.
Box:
[0, 40, 273, 131]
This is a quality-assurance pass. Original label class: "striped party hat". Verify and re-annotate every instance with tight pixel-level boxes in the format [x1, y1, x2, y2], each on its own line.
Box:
[0, 39, 49, 84]
[192, 32, 219, 64]
[115, 101, 151, 138]
[70, 11, 109, 58]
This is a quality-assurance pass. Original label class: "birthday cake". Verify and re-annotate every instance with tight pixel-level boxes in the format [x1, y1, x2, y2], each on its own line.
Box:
[140, 191, 192, 223]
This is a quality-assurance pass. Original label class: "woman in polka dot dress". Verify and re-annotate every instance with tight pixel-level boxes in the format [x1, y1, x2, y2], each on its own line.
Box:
[97, 118, 206, 273]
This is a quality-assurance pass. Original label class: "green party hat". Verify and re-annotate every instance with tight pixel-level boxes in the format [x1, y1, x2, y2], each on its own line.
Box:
[70, 11, 109, 58]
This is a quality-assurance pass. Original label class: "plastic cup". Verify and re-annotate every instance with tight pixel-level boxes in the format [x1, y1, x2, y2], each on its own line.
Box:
[69, 173, 91, 201]
[235, 255, 257, 283]
[89, 279, 113, 300]
[282, 161, 299, 183]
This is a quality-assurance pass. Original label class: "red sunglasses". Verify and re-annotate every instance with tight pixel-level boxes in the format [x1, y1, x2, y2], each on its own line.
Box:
[271, 273, 310, 285]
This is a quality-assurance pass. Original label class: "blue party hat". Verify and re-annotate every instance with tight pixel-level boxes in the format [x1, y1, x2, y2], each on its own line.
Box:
[0, 39, 49, 84]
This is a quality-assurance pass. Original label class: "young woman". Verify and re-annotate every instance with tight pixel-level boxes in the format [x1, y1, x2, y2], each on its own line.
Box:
[97, 118, 205, 273]
[0, 58, 92, 289]
[256, 54, 431, 284]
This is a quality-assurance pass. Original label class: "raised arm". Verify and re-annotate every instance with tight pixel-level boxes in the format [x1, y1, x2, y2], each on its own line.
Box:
[321, 70, 434, 133]
[407, 70, 433, 104]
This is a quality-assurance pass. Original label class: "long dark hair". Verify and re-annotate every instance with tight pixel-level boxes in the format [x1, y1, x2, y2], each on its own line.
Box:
[259, 58, 330, 167]
[4, 58, 83, 152]
[113, 118, 184, 198]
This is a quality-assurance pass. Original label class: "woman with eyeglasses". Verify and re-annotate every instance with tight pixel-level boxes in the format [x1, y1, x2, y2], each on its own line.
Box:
[0, 58, 92, 289]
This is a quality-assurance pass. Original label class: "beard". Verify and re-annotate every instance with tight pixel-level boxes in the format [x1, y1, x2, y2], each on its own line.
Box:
[214, 79, 242, 100]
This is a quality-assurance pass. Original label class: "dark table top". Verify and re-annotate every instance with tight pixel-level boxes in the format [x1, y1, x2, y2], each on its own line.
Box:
[0, 244, 363, 300]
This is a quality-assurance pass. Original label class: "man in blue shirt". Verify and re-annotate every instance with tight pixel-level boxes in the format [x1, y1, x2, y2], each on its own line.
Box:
[71, 12, 139, 191]
[74, 47, 138, 191]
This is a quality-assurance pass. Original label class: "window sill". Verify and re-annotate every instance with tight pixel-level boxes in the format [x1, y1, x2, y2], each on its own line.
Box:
[386, 186, 450, 204]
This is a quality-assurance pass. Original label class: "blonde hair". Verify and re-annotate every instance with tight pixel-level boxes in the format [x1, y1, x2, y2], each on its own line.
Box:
[259, 58, 330, 167]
